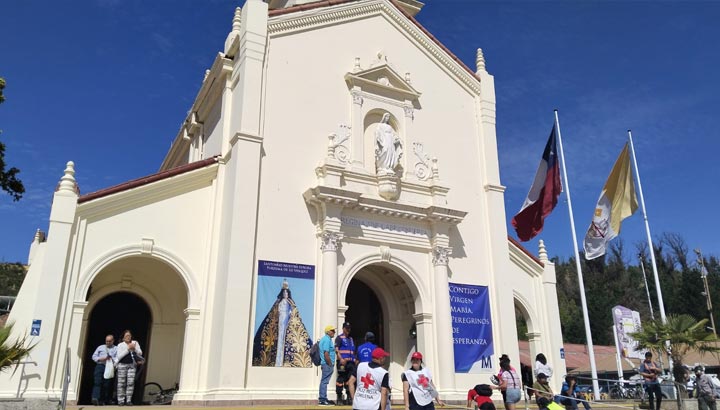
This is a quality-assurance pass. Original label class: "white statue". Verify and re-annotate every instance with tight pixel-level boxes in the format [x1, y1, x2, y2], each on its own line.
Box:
[375, 113, 403, 175]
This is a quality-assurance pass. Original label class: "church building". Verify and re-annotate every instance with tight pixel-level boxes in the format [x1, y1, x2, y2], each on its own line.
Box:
[0, 0, 566, 405]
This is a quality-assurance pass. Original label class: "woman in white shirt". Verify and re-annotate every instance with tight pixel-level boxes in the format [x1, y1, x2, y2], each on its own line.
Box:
[534, 353, 553, 380]
[114, 330, 144, 406]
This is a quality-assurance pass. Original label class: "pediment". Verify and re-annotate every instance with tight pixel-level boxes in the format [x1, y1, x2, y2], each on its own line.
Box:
[345, 64, 420, 103]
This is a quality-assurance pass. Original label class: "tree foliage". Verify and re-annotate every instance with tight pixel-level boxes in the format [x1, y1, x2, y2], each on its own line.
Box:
[630, 314, 720, 381]
[553, 233, 720, 346]
[0, 77, 25, 201]
[0, 263, 27, 296]
[0, 323, 36, 374]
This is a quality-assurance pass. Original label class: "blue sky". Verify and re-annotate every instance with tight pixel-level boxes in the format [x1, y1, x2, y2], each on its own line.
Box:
[1, 0, 718, 265]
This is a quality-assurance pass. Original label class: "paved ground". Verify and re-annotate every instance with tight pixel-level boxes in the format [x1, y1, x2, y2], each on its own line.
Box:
[65, 401, 645, 410]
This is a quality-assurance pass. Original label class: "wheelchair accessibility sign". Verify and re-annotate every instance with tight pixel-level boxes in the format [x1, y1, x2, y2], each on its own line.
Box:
[31, 320, 41, 336]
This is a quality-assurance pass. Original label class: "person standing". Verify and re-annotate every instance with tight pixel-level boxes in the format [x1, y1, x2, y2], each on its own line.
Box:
[91, 334, 117, 405]
[495, 354, 515, 403]
[114, 330, 144, 406]
[319, 325, 337, 406]
[358, 332, 377, 363]
[694, 365, 717, 410]
[559, 375, 591, 410]
[352, 347, 391, 410]
[402, 352, 444, 410]
[492, 358, 522, 410]
[534, 354, 553, 380]
[335, 322, 357, 405]
[639, 352, 662, 410]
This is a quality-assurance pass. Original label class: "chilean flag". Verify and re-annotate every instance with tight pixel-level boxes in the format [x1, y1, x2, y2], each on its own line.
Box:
[511, 125, 562, 242]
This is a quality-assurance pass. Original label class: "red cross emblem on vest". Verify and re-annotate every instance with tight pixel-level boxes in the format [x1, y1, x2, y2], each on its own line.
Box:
[417, 374, 429, 388]
[361, 372, 375, 389]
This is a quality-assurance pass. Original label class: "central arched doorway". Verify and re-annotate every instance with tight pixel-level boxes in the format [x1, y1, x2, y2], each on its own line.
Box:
[78, 292, 152, 405]
[345, 279, 385, 348]
[342, 262, 422, 385]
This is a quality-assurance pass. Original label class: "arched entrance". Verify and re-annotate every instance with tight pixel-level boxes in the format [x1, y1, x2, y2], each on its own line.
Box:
[345, 279, 385, 348]
[515, 297, 539, 392]
[342, 262, 423, 383]
[78, 292, 152, 405]
[77, 255, 189, 405]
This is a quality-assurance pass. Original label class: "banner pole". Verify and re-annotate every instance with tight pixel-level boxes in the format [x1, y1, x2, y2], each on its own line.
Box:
[554, 109, 600, 400]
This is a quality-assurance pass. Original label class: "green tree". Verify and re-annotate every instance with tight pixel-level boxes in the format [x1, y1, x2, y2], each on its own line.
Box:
[0, 323, 36, 374]
[630, 314, 720, 382]
[0, 77, 25, 201]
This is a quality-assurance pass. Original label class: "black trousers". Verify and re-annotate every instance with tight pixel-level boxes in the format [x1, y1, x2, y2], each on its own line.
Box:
[646, 383, 662, 410]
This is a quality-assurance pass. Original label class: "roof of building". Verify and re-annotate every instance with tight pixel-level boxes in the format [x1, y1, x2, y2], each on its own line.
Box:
[508, 236, 543, 267]
[519, 340, 720, 374]
[268, 0, 481, 82]
[77, 156, 219, 204]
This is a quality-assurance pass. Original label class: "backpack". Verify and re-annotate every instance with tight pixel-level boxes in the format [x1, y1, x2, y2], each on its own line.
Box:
[310, 340, 321, 366]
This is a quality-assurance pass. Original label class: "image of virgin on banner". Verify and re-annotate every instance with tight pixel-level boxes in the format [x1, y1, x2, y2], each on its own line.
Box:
[449, 283, 495, 373]
[252, 260, 315, 368]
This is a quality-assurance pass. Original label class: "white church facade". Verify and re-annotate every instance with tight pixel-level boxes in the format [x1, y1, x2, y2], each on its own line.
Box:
[1, 0, 567, 405]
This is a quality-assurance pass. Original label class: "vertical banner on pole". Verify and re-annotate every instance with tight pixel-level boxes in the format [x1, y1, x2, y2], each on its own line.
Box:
[449, 283, 494, 373]
[612, 305, 646, 359]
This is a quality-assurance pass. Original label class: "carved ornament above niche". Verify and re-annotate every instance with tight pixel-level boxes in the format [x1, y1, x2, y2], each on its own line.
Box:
[344, 64, 421, 106]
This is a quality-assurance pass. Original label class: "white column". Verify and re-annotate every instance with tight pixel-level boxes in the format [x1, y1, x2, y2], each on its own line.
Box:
[67, 301, 87, 401]
[177, 308, 201, 397]
[320, 232, 341, 330]
[432, 246, 456, 391]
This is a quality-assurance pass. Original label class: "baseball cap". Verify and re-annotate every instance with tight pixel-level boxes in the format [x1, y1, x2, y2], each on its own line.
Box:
[342, 322, 352, 329]
[365, 331, 375, 341]
[537, 373, 548, 379]
[372, 347, 390, 359]
[324, 325, 336, 333]
[411, 352, 423, 361]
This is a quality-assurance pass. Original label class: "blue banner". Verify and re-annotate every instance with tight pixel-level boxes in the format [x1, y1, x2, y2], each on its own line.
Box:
[449, 283, 494, 373]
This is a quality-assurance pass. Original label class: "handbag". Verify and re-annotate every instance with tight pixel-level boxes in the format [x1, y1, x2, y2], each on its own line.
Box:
[104, 358, 115, 379]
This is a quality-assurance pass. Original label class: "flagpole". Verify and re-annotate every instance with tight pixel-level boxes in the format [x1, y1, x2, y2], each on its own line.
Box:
[554, 109, 601, 400]
[627, 130, 673, 372]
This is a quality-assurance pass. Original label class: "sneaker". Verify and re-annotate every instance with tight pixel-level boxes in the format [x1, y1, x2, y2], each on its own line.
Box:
[319, 400, 331, 406]
[91, 399, 100, 406]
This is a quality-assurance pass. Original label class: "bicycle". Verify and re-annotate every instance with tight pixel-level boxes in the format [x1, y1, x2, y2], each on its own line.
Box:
[143, 382, 178, 405]
[609, 381, 640, 400]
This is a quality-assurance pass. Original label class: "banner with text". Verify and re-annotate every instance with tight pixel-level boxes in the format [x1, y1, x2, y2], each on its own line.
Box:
[252, 260, 315, 368]
[449, 283, 494, 373]
[612, 305, 645, 359]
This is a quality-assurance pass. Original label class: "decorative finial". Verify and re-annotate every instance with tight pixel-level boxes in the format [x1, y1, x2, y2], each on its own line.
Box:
[538, 239, 548, 262]
[58, 161, 77, 193]
[203, 69, 210, 82]
[33, 229, 41, 242]
[476, 48, 486, 73]
[232, 7, 242, 32]
[405, 72, 411, 84]
[354, 57, 361, 72]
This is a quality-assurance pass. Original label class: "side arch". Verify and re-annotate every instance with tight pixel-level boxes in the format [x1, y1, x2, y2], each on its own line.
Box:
[75, 244, 200, 308]
[513, 289, 540, 335]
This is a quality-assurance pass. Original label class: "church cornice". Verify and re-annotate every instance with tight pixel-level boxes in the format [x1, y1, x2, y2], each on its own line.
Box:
[304, 185, 466, 224]
[267, 0, 482, 95]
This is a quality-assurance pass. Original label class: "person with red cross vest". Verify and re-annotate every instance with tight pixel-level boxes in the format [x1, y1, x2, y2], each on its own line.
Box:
[335, 322, 358, 405]
[402, 352, 444, 410]
[350, 347, 392, 410]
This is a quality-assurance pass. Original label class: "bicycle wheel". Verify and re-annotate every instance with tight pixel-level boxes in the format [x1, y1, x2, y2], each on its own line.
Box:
[143, 382, 163, 404]
[609, 387, 622, 400]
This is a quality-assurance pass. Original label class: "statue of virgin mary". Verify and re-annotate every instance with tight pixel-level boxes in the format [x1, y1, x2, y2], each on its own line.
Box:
[252, 279, 313, 367]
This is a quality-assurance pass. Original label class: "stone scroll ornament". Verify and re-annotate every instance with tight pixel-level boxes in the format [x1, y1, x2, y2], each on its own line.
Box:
[374, 113, 403, 175]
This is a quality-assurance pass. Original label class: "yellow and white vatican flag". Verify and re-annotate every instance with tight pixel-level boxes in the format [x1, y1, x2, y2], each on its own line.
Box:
[583, 143, 639, 259]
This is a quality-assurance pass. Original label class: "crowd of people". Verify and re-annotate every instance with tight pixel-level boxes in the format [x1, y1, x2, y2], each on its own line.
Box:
[317, 322, 444, 409]
[90, 329, 145, 406]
